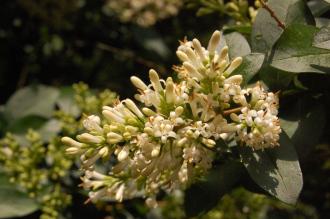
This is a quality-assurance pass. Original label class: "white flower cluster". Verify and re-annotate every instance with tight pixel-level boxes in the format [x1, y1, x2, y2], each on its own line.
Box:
[103, 0, 182, 27]
[62, 30, 281, 206]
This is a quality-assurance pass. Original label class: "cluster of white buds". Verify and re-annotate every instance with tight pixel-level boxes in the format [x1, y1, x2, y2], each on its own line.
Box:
[103, 0, 182, 27]
[62, 30, 281, 206]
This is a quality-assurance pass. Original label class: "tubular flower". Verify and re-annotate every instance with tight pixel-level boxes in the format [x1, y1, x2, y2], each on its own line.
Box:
[62, 30, 281, 206]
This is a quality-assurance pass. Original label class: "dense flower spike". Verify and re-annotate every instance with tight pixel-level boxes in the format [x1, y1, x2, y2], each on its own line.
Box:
[62, 30, 281, 205]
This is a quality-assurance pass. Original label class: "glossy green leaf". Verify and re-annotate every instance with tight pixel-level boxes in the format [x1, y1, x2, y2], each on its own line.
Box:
[38, 119, 62, 142]
[232, 53, 265, 85]
[184, 161, 243, 217]
[308, 0, 330, 16]
[0, 173, 39, 218]
[315, 18, 330, 27]
[5, 85, 59, 122]
[259, 66, 294, 90]
[313, 27, 330, 49]
[239, 132, 303, 205]
[280, 98, 326, 158]
[251, 0, 314, 54]
[56, 86, 81, 117]
[7, 115, 47, 134]
[271, 24, 330, 73]
[224, 32, 251, 59]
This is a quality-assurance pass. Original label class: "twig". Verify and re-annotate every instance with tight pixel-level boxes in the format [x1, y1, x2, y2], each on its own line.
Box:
[223, 107, 243, 115]
[17, 65, 29, 88]
[259, 0, 285, 29]
[96, 42, 166, 74]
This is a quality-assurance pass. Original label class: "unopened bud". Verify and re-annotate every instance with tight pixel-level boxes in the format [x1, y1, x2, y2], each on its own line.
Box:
[202, 138, 216, 148]
[77, 133, 104, 144]
[117, 147, 129, 161]
[107, 132, 123, 144]
[123, 99, 144, 118]
[165, 78, 175, 104]
[176, 50, 189, 62]
[61, 137, 83, 148]
[192, 38, 207, 61]
[207, 30, 221, 56]
[142, 107, 156, 116]
[130, 76, 148, 90]
[149, 69, 163, 92]
[225, 57, 242, 76]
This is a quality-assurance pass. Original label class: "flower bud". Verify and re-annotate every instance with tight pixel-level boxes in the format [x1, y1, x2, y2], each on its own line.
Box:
[176, 50, 189, 62]
[142, 107, 156, 116]
[202, 138, 216, 148]
[165, 78, 175, 103]
[184, 47, 200, 68]
[83, 115, 102, 133]
[66, 147, 81, 155]
[123, 99, 144, 118]
[183, 62, 202, 80]
[146, 197, 158, 208]
[192, 38, 207, 62]
[99, 147, 109, 158]
[130, 76, 148, 90]
[103, 110, 125, 124]
[219, 46, 229, 60]
[230, 113, 240, 122]
[117, 147, 129, 162]
[149, 69, 163, 92]
[61, 137, 83, 148]
[225, 75, 243, 85]
[151, 145, 161, 157]
[144, 127, 154, 136]
[77, 133, 104, 144]
[207, 30, 221, 56]
[107, 132, 124, 144]
[175, 106, 184, 116]
[225, 57, 242, 76]
[177, 137, 188, 147]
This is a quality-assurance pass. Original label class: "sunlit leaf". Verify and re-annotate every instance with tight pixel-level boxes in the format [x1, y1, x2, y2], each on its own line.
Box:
[5, 85, 59, 122]
[184, 161, 243, 217]
[0, 173, 39, 218]
[271, 24, 330, 73]
[239, 132, 303, 205]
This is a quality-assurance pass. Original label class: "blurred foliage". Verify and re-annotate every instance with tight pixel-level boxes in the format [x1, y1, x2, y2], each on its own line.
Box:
[0, 83, 117, 219]
[0, 0, 330, 219]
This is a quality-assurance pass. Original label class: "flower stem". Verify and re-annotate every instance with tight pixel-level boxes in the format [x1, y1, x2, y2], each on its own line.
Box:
[259, 0, 285, 29]
[223, 107, 243, 115]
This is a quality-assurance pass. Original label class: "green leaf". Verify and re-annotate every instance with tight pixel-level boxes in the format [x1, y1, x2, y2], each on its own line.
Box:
[308, 0, 330, 16]
[56, 86, 81, 117]
[259, 66, 294, 90]
[251, 0, 314, 54]
[239, 132, 303, 205]
[38, 119, 62, 142]
[313, 27, 330, 49]
[315, 18, 330, 28]
[224, 32, 251, 59]
[232, 53, 265, 85]
[223, 25, 252, 35]
[0, 173, 39, 218]
[184, 161, 243, 217]
[280, 98, 326, 158]
[5, 85, 59, 122]
[285, 0, 315, 26]
[7, 115, 47, 134]
[270, 24, 330, 73]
